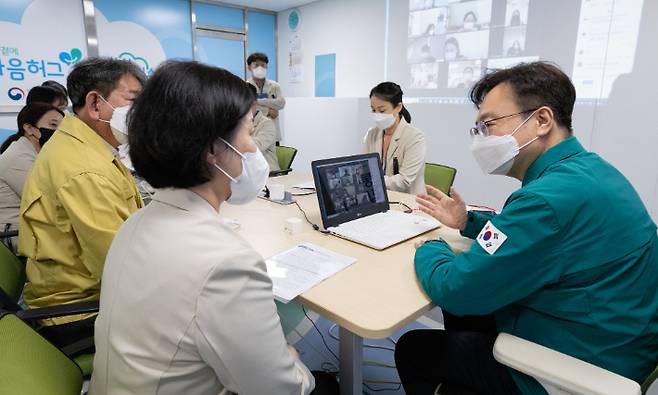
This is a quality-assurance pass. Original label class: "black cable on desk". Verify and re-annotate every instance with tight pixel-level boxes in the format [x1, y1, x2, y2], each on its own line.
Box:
[363, 382, 402, 393]
[389, 201, 413, 213]
[302, 306, 339, 362]
[293, 201, 330, 234]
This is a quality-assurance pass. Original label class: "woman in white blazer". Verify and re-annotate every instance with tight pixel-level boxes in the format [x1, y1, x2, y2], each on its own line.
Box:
[363, 82, 427, 195]
[89, 62, 336, 395]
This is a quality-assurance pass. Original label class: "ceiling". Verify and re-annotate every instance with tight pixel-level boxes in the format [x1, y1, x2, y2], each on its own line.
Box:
[217, 0, 318, 12]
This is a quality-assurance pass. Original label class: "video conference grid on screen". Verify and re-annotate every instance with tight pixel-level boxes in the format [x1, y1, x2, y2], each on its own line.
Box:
[316, 157, 387, 219]
[397, 0, 644, 100]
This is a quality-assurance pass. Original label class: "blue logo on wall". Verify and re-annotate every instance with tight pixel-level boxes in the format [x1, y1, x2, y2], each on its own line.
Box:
[288, 9, 301, 31]
[8, 87, 25, 101]
[117, 52, 152, 75]
[59, 48, 83, 65]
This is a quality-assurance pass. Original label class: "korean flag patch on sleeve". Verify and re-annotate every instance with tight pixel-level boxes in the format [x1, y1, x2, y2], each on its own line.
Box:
[476, 221, 508, 255]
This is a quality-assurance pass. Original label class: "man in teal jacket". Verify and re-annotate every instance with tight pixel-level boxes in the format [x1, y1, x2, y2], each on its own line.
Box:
[395, 62, 658, 395]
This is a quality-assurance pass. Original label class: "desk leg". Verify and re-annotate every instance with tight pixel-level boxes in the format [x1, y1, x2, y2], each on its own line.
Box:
[339, 326, 363, 395]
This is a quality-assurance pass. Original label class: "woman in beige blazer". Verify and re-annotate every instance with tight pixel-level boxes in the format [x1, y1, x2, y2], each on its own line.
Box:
[0, 102, 63, 253]
[89, 62, 337, 395]
[363, 82, 426, 195]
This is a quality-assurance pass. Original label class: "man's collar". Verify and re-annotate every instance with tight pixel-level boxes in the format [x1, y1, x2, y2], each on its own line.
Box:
[57, 115, 116, 162]
[523, 136, 584, 185]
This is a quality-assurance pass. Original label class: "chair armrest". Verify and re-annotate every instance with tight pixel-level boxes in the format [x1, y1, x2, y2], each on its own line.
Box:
[61, 336, 95, 357]
[0, 230, 18, 238]
[493, 333, 641, 395]
[269, 169, 292, 177]
[17, 300, 99, 322]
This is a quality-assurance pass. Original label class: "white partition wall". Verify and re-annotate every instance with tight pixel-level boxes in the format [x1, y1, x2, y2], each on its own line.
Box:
[281, 98, 369, 175]
[586, 0, 658, 220]
[277, 0, 658, 219]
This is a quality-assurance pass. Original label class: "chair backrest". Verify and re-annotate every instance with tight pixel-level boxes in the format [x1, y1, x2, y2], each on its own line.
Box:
[0, 312, 83, 395]
[276, 145, 298, 171]
[642, 364, 658, 394]
[424, 163, 457, 195]
[0, 242, 25, 310]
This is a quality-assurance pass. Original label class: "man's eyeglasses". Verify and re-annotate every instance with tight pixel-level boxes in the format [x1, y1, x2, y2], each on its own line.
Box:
[469, 108, 539, 137]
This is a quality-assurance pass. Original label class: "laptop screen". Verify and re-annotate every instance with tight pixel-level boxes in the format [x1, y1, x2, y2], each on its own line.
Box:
[312, 153, 389, 229]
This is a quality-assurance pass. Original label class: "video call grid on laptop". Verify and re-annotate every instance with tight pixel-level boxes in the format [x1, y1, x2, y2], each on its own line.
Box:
[311, 153, 439, 250]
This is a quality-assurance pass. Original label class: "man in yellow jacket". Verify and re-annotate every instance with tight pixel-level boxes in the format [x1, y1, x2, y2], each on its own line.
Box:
[19, 57, 146, 349]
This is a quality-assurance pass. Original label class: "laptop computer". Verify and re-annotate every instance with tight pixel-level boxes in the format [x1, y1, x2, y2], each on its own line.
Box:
[311, 153, 440, 250]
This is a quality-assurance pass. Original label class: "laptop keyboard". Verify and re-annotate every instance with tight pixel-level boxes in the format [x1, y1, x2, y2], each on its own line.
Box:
[330, 211, 440, 249]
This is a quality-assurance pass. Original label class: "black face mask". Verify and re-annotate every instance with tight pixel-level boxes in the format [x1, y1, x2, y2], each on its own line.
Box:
[38, 128, 55, 147]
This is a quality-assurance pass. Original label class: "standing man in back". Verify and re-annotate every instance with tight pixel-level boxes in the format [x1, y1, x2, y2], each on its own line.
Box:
[19, 57, 146, 350]
[247, 52, 285, 144]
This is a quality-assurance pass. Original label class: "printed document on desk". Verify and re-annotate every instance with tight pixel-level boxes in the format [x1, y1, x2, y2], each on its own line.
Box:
[266, 243, 356, 303]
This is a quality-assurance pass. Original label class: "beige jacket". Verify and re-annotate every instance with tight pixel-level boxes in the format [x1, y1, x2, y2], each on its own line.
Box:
[252, 110, 280, 171]
[248, 78, 285, 141]
[363, 118, 426, 195]
[0, 136, 36, 253]
[0, 136, 36, 227]
[90, 188, 314, 395]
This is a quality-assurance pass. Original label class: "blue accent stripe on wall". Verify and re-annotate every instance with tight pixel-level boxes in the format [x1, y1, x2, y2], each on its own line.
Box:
[315, 54, 336, 97]
[195, 2, 244, 30]
[247, 11, 277, 80]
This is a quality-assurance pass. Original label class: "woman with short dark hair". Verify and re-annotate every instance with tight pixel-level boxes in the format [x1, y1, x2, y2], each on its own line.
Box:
[90, 61, 322, 395]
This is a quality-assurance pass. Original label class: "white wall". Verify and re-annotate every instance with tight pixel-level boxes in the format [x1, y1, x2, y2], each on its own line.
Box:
[277, 0, 386, 98]
[282, 97, 369, 175]
[586, 0, 658, 221]
[277, 0, 658, 220]
[0, 114, 17, 143]
[0, 114, 15, 130]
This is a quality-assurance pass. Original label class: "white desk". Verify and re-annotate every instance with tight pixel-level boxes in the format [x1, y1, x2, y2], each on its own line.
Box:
[220, 175, 472, 394]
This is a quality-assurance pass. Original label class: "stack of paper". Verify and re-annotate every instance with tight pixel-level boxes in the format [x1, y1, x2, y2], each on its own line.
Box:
[265, 243, 356, 303]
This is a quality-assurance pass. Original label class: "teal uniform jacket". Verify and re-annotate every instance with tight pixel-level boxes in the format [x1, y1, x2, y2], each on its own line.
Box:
[415, 137, 658, 394]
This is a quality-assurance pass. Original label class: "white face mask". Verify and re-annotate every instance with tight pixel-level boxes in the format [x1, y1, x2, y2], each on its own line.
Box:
[251, 66, 267, 79]
[214, 138, 270, 205]
[463, 21, 475, 30]
[469, 110, 539, 175]
[445, 47, 457, 60]
[99, 96, 130, 145]
[372, 113, 396, 130]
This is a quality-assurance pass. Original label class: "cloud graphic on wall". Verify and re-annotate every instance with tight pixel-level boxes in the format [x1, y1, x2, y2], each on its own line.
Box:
[117, 52, 150, 72]
[95, 11, 166, 76]
[0, 0, 88, 105]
